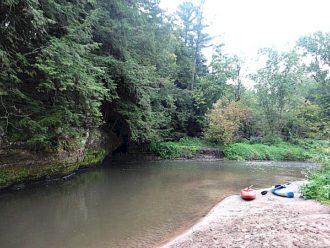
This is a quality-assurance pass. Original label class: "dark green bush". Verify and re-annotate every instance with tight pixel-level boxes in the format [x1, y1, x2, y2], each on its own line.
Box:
[149, 142, 184, 159]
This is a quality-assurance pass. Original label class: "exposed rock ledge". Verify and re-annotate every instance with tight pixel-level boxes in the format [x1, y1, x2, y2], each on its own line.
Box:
[0, 129, 121, 190]
[160, 181, 330, 248]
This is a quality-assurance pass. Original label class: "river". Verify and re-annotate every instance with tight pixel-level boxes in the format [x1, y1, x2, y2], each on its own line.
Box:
[0, 159, 317, 248]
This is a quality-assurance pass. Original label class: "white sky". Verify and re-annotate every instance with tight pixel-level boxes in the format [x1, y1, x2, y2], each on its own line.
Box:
[160, 0, 330, 79]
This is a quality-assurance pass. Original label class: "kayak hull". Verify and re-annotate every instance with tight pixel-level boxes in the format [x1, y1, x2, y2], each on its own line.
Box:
[240, 187, 256, 200]
[271, 188, 294, 198]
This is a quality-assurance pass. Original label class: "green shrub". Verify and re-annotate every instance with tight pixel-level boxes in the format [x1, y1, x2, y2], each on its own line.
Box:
[301, 161, 330, 204]
[204, 98, 250, 144]
[149, 142, 184, 159]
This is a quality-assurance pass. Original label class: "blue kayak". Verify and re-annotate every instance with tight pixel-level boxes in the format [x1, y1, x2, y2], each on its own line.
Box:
[271, 185, 294, 198]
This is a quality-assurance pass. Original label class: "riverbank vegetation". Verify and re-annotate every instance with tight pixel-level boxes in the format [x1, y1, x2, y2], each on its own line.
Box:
[224, 143, 311, 161]
[1, 0, 328, 150]
[0, 1, 329, 191]
[224, 140, 329, 161]
[301, 161, 330, 204]
[150, 138, 328, 161]
[149, 137, 219, 159]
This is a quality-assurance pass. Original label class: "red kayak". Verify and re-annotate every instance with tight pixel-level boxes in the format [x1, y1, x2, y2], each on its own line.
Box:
[240, 186, 256, 200]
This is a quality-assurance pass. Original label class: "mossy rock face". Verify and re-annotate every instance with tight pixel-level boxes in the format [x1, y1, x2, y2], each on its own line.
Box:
[0, 148, 107, 190]
[0, 128, 119, 190]
[80, 149, 107, 166]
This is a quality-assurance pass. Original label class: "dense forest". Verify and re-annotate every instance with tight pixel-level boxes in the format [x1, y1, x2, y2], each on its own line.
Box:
[0, 0, 329, 151]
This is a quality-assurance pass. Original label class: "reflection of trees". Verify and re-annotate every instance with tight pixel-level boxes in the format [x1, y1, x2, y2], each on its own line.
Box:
[0, 161, 309, 248]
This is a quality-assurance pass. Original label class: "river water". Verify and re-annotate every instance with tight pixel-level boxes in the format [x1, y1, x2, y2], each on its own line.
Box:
[0, 160, 317, 248]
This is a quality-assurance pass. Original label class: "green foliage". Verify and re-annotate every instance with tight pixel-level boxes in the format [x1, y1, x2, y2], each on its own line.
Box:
[0, 0, 328, 152]
[149, 142, 181, 159]
[194, 50, 240, 113]
[297, 32, 330, 136]
[0, 0, 48, 140]
[251, 48, 304, 136]
[286, 100, 327, 139]
[204, 98, 250, 144]
[289, 139, 329, 161]
[176, 0, 211, 90]
[177, 137, 212, 147]
[4, 0, 330, 191]
[92, 0, 182, 143]
[301, 161, 330, 204]
[170, 0, 212, 136]
[149, 141, 195, 159]
[223, 143, 315, 161]
[0, 0, 113, 148]
[149, 137, 215, 159]
[171, 89, 195, 135]
[0, 0, 196, 146]
[34, 15, 111, 142]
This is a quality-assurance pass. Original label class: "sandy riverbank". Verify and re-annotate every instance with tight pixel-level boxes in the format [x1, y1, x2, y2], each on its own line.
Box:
[160, 181, 330, 248]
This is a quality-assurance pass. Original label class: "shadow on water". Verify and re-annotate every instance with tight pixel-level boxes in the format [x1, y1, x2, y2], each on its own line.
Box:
[0, 160, 318, 248]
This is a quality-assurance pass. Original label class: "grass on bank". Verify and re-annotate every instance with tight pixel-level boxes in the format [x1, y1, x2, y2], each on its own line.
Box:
[223, 139, 328, 161]
[150, 138, 328, 161]
[224, 143, 307, 161]
[225, 143, 307, 161]
[149, 137, 220, 159]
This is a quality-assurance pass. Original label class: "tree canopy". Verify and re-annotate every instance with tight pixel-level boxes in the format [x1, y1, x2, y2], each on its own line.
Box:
[0, 0, 328, 149]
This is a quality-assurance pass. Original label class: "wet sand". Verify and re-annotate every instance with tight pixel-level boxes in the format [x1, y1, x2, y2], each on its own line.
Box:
[160, 181, 330, 248]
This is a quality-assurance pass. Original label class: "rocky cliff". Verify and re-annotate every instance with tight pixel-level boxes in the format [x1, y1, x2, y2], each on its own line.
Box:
[0, 129, 121, 190]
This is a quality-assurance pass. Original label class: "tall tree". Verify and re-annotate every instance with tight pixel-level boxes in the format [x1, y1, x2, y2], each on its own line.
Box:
[0, 0, 48, 140]
[0, 0, 110, 147]
[251, 48, 303, 136]
[93, 0, 178, 143]
[35, 9, 112, 145]
[297, 32, 330, 127]
[190, 0, 210, 90]
[194, 48, 242, 114]
[175, 0, 211, 90]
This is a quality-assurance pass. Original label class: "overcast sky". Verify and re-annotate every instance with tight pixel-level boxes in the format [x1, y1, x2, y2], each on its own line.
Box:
[159, 0, 330, 77]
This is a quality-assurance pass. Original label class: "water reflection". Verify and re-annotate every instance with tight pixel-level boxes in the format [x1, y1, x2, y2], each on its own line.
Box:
[0, 160, 317, 248]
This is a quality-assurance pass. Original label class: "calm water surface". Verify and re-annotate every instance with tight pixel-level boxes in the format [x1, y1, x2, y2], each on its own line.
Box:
[0, 160, 317, 248]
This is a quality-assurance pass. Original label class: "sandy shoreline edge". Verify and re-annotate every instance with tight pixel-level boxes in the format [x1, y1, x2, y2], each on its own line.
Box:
[159, 181, 330, 248]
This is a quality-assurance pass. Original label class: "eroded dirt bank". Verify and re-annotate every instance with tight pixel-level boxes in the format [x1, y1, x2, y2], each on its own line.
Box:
[160, 181, 330, 248]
